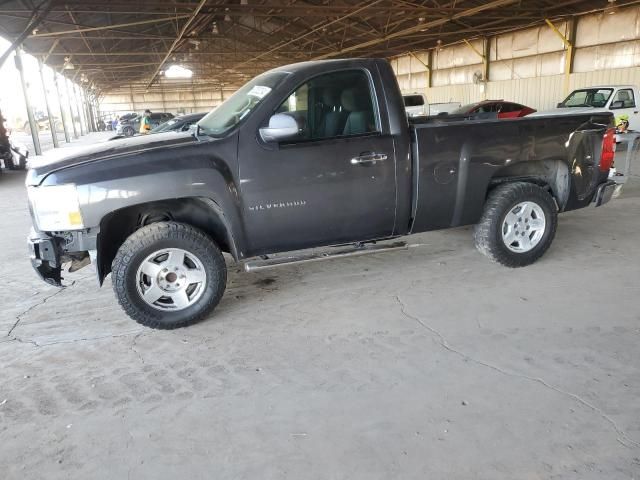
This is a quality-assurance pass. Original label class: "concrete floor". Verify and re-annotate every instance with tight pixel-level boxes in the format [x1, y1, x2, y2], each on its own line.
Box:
[1, 153, 639, 479]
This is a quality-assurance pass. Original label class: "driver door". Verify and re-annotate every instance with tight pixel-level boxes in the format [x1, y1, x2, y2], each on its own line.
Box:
[238, 69, 397, 256]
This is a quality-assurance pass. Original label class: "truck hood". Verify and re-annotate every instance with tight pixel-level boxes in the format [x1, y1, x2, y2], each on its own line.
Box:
[26, 132, 198, 186]
[528, 106, 607, 117]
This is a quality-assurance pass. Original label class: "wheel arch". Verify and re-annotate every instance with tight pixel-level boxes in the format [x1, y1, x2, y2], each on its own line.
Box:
[96, 197, 239, 285]
[489, 159, 569, 211]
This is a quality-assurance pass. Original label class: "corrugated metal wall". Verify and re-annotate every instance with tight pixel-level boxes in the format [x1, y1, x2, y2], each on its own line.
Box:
[392, 6, 640, 111]
[99, 80, 236, 117]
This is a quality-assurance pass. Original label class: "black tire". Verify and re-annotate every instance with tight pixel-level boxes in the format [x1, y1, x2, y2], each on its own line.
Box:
[123, 126, 135, 137]
[473, 182, 558, 268]
[112, 222, 227, 329]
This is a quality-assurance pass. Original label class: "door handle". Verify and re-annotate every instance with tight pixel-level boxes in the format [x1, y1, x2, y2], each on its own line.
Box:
[350, 153, 388, 165]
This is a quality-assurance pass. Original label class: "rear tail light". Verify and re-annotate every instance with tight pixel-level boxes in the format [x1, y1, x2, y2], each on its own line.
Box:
[600, 128, 616, 172]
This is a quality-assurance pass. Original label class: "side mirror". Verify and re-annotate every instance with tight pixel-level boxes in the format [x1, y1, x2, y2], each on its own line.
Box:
[610, 100, 624, 109]
[189, 123, 201, 138]
[259, 113, 300, 143]
[557, 102, 564, 108]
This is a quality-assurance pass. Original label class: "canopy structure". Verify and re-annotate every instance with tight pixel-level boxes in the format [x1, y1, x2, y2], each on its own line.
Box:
[0, 0, 621, 95]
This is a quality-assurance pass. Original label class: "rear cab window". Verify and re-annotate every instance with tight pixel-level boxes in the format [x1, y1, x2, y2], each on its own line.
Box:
[403, 95, 425, 107]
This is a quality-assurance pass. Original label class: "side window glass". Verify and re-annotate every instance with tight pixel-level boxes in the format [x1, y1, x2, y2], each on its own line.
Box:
[612, 89, 636, 109]
[276, 70, 378, 141]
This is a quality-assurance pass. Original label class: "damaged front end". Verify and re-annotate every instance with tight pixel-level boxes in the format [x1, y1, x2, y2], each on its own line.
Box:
[28, 229, 95, 287]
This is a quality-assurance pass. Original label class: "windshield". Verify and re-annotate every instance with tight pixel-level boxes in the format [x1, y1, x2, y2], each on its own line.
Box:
[198, 71, 289, 137]
[561, 88, 613, 108]
[151, 118, 179, 133]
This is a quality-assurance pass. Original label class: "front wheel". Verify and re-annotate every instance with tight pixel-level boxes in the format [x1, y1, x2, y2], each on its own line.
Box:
[474, 182, 558, 267]
[112, 222, 227, 329]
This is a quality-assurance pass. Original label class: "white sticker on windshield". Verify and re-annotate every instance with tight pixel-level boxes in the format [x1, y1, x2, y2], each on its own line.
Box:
[247, 85, 272, 98]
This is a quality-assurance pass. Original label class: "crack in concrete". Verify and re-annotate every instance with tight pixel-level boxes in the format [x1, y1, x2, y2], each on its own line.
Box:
[3, 275, 144, 349]
[130, 332, 146, 365]
[6, 283, 73, 338]
[6, 331, 143, 349]
[393, 295, 640, 450]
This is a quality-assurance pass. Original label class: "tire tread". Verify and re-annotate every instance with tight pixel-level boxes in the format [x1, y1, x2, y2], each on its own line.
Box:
[112, 221, 226, 329]
[473, 182, 558, 268]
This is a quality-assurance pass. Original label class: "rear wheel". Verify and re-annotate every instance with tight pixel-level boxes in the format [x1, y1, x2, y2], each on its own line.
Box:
[112, 222, 227, 329]
[474, 182, 558, 267]
[123, 126, 135, 137]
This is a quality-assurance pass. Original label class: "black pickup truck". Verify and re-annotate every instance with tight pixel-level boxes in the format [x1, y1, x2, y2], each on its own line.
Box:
[26, 58, 617, 329]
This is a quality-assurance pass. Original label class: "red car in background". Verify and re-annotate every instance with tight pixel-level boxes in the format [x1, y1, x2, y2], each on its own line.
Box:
[451, 100, 536, 118]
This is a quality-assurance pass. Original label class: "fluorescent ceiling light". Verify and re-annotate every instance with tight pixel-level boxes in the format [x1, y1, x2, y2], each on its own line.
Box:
[165, 64, 193, 79]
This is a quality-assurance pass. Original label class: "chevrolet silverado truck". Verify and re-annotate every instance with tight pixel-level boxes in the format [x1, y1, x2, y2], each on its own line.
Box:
[26, 58, 618, 329]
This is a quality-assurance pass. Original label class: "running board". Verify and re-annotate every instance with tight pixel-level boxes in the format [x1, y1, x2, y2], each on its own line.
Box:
[243, 241, 408, 272]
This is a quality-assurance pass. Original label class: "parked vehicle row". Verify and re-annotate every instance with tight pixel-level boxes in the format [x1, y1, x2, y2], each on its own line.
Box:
[109, 113, 205, 140]
[26, 58, 618, 330]
[116, 112, 174, 137]
[451, 100, 536, 118]
[402, 84, 640, 126]
[402, 93, 460, 117]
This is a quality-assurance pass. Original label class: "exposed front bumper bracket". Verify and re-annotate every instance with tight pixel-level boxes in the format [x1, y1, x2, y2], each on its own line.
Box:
[28, 234, 63, 287]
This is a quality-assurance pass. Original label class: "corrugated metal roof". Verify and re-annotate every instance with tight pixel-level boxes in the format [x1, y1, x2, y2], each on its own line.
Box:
[0, 0, 622, 94]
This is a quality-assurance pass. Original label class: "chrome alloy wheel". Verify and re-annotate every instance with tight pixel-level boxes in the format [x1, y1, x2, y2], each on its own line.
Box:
[501, 201, 546, 253]
[135, 248, 207, 311]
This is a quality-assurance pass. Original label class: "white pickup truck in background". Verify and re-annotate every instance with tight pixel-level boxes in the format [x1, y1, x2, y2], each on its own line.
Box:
[530, 85, 640, 130]
[402, 93, 461, 117]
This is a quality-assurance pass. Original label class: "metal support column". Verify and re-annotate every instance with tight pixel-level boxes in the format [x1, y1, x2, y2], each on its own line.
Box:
[86, 90, 96, 131]
[160, 85, 167, 112]
[72, 83, 85, 135]
[463, 38, 488, 98]
[64, 77, 79, 139]
[427, 50, 433, 89]
[87, 94, 95, 132]
[545, 18, 575, 95]
[15, 48, 41, 155]
[409, 51, 430, 93]
[129, 85, 136, 112]
[90, 93, 97, 131]
[80, 89, 90, 132]
[483, 38, 491, 85]
[83, 89, 93, 132]
[37, 59, 59, 148]
[53, 72, 70, 143]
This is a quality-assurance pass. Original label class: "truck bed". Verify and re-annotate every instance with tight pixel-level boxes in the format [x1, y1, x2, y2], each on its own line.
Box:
[407, 112, 613, 233]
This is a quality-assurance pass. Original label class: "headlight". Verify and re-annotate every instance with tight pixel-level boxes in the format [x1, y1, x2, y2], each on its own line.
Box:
[28, 184, 84, 231]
